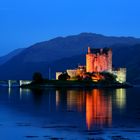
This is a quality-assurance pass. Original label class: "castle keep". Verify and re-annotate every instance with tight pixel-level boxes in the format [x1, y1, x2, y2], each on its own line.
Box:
[86, 47, 112, 73]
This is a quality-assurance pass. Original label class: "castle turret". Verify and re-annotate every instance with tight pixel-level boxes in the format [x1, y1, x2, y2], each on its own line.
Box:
[88, 47, 91, 54]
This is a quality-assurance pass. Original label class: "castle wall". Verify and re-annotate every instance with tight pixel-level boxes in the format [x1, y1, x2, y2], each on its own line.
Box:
[86, 47, 112, 73]
[112, 68, 126, 83]
[56, 72, 62, 80]
[107, 49, 112, 72]
[86, 53, 95, 73]
[67, 70, 77, 78]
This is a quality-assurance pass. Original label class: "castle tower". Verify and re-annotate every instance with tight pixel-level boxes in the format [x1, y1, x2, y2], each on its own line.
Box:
[86, 47, 112, 73]
[107, 48, 112, 72]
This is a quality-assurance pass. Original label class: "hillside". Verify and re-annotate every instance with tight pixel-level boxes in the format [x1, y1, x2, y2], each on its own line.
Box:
[0, 48, 25, 65]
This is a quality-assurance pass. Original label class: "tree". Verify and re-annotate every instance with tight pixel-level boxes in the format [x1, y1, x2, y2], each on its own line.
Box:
[32, 72, 44, 84]
[101, 72, 117, 83]
[58, 72, 70, 80]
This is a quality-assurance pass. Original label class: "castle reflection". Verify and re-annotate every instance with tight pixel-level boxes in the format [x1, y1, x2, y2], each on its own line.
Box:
[115, 88, 126, 109]
[67, 90, 85, 112]
[56, 88, 114, 130]
[86, 89, 112, 129]
[7, 87, 126, 130]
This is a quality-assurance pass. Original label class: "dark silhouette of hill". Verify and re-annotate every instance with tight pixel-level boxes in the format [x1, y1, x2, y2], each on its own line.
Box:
[0, 33, 140, 83]
[0, 48, 25, 65]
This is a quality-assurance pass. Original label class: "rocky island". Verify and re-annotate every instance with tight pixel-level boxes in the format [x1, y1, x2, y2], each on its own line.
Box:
[21, 47, 132, 89]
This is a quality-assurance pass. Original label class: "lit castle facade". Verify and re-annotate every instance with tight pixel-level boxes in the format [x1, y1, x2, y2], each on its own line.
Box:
[86, 47, 112, 73]
[56, 47, 126, 83]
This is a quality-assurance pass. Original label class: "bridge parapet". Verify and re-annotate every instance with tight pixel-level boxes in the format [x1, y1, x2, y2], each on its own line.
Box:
[19, 80, 32, 86]
[0, 80, 32, 87]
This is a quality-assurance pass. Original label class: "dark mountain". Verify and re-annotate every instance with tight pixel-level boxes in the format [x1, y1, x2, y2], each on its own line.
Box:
[0, 33, 140, 83]
[0, 48, 25, 65]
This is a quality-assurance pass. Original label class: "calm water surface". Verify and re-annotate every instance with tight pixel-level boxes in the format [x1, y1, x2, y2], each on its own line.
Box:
[0, 87, 140, 140]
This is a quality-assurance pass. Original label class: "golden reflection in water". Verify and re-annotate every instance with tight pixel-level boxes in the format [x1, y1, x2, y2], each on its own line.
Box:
[56, 90, 60, 109]
[86, 89, 112, 130]
[67, 90, 85, 112]
[115, 88, 126, 109]
[56, 89, 112, 129]
[77, 90, 85, 112]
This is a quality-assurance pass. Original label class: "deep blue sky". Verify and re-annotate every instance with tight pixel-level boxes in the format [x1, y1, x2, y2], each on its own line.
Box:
[0, 0, 140, 56]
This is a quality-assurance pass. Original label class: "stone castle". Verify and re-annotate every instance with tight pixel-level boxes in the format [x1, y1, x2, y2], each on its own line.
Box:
[86, 47, 112, 73]
[56, 47, 126, 83]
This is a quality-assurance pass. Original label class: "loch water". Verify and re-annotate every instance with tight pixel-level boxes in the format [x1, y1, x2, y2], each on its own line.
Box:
[0, 87, 140, 140]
